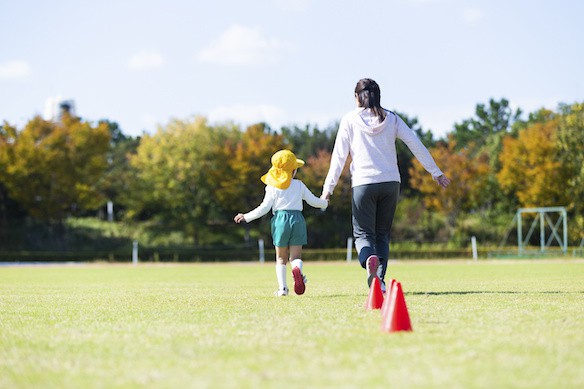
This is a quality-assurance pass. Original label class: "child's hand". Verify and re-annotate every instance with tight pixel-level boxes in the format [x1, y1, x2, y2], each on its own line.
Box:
[234, 213, 246, 223]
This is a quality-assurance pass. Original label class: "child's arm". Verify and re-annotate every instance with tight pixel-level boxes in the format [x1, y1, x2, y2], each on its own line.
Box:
[233, 186, 275, 223]
[300, 182, 328, 210]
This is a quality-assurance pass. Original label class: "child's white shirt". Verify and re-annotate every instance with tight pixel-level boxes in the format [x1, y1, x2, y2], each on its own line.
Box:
[243, 179, 328, 222]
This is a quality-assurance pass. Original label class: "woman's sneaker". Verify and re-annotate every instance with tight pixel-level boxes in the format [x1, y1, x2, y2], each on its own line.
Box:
[275, 287, 289, 296]
[366, 255, 379, 288]
[292, 266, 306, 295]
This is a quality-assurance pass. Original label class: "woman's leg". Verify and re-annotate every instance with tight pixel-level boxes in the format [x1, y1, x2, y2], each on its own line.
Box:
[352, 184, 378, 268]
[375, 182, 400, 284]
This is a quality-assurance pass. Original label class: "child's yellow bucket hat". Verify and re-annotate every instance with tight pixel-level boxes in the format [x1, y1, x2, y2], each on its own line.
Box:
[261, 150, 305, 189]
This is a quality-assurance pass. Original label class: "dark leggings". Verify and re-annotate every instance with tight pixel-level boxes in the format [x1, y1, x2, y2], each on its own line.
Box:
[351, 182, 400, 279]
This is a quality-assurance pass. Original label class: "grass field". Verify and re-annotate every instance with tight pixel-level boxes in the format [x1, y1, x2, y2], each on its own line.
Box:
[1, 260, 583, 389]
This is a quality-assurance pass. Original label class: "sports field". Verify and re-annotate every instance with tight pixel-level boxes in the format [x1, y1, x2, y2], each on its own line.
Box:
[1, 260, 583, 388]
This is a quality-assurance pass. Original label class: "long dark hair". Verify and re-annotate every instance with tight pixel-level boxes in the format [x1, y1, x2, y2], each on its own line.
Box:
[355, 78, 386, 121]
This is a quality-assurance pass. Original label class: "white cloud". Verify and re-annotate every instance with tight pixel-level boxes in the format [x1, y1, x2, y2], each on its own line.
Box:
[0, 60, 32, 79]
[461, 8, 483, 25]
[127, 51, 164, 70]
[197, 25, 287, 66]
[208, 103, 286, 127]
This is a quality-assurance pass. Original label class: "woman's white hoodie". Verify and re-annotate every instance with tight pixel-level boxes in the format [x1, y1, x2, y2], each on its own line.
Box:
[323, 108, 443, 195]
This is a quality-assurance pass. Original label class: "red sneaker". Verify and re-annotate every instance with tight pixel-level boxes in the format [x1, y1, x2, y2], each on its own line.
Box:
[366, 255, 379, 288]
[292, 266, 306, 295]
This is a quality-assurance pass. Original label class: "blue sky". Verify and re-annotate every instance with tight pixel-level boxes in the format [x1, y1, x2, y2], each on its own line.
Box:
[1, 0, 582, 138]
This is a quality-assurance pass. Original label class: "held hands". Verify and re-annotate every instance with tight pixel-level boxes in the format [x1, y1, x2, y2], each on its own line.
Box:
[234, 213, 246, 224]
[319, 192, 330, 213]
[436, 174, 451, 189]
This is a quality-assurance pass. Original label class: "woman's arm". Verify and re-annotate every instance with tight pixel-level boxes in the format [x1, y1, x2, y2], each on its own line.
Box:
[322, 118, 350, 197]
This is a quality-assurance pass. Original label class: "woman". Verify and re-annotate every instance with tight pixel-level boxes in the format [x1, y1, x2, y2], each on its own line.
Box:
[321, 78, 450, 292]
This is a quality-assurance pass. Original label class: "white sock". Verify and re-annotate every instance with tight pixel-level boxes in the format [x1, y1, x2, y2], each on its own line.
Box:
[291, 259, 303, 272]
[276, 263, 287, 290]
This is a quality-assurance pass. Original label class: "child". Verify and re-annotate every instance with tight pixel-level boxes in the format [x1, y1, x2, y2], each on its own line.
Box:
[234, 149, 328, 296]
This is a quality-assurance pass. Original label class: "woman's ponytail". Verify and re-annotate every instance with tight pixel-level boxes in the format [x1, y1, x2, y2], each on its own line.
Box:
[355, 78, 386, 121]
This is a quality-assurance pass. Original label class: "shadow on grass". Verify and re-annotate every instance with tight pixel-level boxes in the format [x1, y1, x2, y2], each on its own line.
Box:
[408, 290, 584, 296]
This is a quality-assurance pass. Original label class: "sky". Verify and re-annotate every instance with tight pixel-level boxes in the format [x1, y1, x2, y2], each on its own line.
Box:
[1, 0, 582, 138]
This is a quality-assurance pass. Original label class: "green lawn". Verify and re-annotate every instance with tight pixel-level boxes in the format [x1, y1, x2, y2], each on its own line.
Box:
[1, 260, 583, 388]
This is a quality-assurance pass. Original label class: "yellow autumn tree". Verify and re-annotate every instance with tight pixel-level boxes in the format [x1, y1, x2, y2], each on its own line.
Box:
[497, 117, 570, 207]
[0, 115, 110, 223]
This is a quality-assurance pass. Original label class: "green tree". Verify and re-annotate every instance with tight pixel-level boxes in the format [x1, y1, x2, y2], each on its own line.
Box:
[556, 102, 584, 239]
[0, 115, 110, 224]
[393, 111, 436, 196]
[300, 149, 352, 248]
[452, 98, 522, 155]
[450, 98, 523, 212]
[280, 123, 337, 158]
[99, 120, 140, 220]
[127, 116, 237, 244]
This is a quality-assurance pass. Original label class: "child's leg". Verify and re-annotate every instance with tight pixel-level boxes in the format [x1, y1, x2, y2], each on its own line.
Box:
[289, 245, 302, 266]
[275, 246, 289, 295]
[289, 245, 306, 295]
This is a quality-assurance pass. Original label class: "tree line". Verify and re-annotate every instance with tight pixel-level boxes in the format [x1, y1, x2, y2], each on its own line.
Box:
[1, 99, 582, 249]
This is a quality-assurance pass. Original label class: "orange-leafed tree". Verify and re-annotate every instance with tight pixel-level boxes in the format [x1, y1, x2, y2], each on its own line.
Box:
[212, 123, 286, 215]
[210, 123, 286, 242]
[409, 138, 490, 226]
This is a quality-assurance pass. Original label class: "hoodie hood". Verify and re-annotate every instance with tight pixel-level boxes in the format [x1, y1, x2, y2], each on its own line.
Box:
[354, 108, 389, 135]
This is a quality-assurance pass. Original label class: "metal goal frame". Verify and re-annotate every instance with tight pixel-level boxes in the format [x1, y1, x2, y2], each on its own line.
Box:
[516, 207, 568, 255]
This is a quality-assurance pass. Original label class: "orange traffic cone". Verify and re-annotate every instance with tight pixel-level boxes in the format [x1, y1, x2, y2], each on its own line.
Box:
[365, 277, 384, 310]
[381, 281, 413, 332]
[381, 279, 396, 319]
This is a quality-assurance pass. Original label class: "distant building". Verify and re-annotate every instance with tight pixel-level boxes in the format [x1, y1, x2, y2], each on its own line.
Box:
[43, 96, 76, 121]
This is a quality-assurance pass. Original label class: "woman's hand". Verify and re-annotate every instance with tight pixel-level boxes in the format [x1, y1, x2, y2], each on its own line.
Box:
[436, 175, 451, 189]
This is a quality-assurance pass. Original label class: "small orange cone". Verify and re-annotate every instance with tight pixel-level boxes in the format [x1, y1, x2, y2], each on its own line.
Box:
[381, 279, 396, 319]
[365, 277, 384, 310]
[381, 281, 413, 332]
